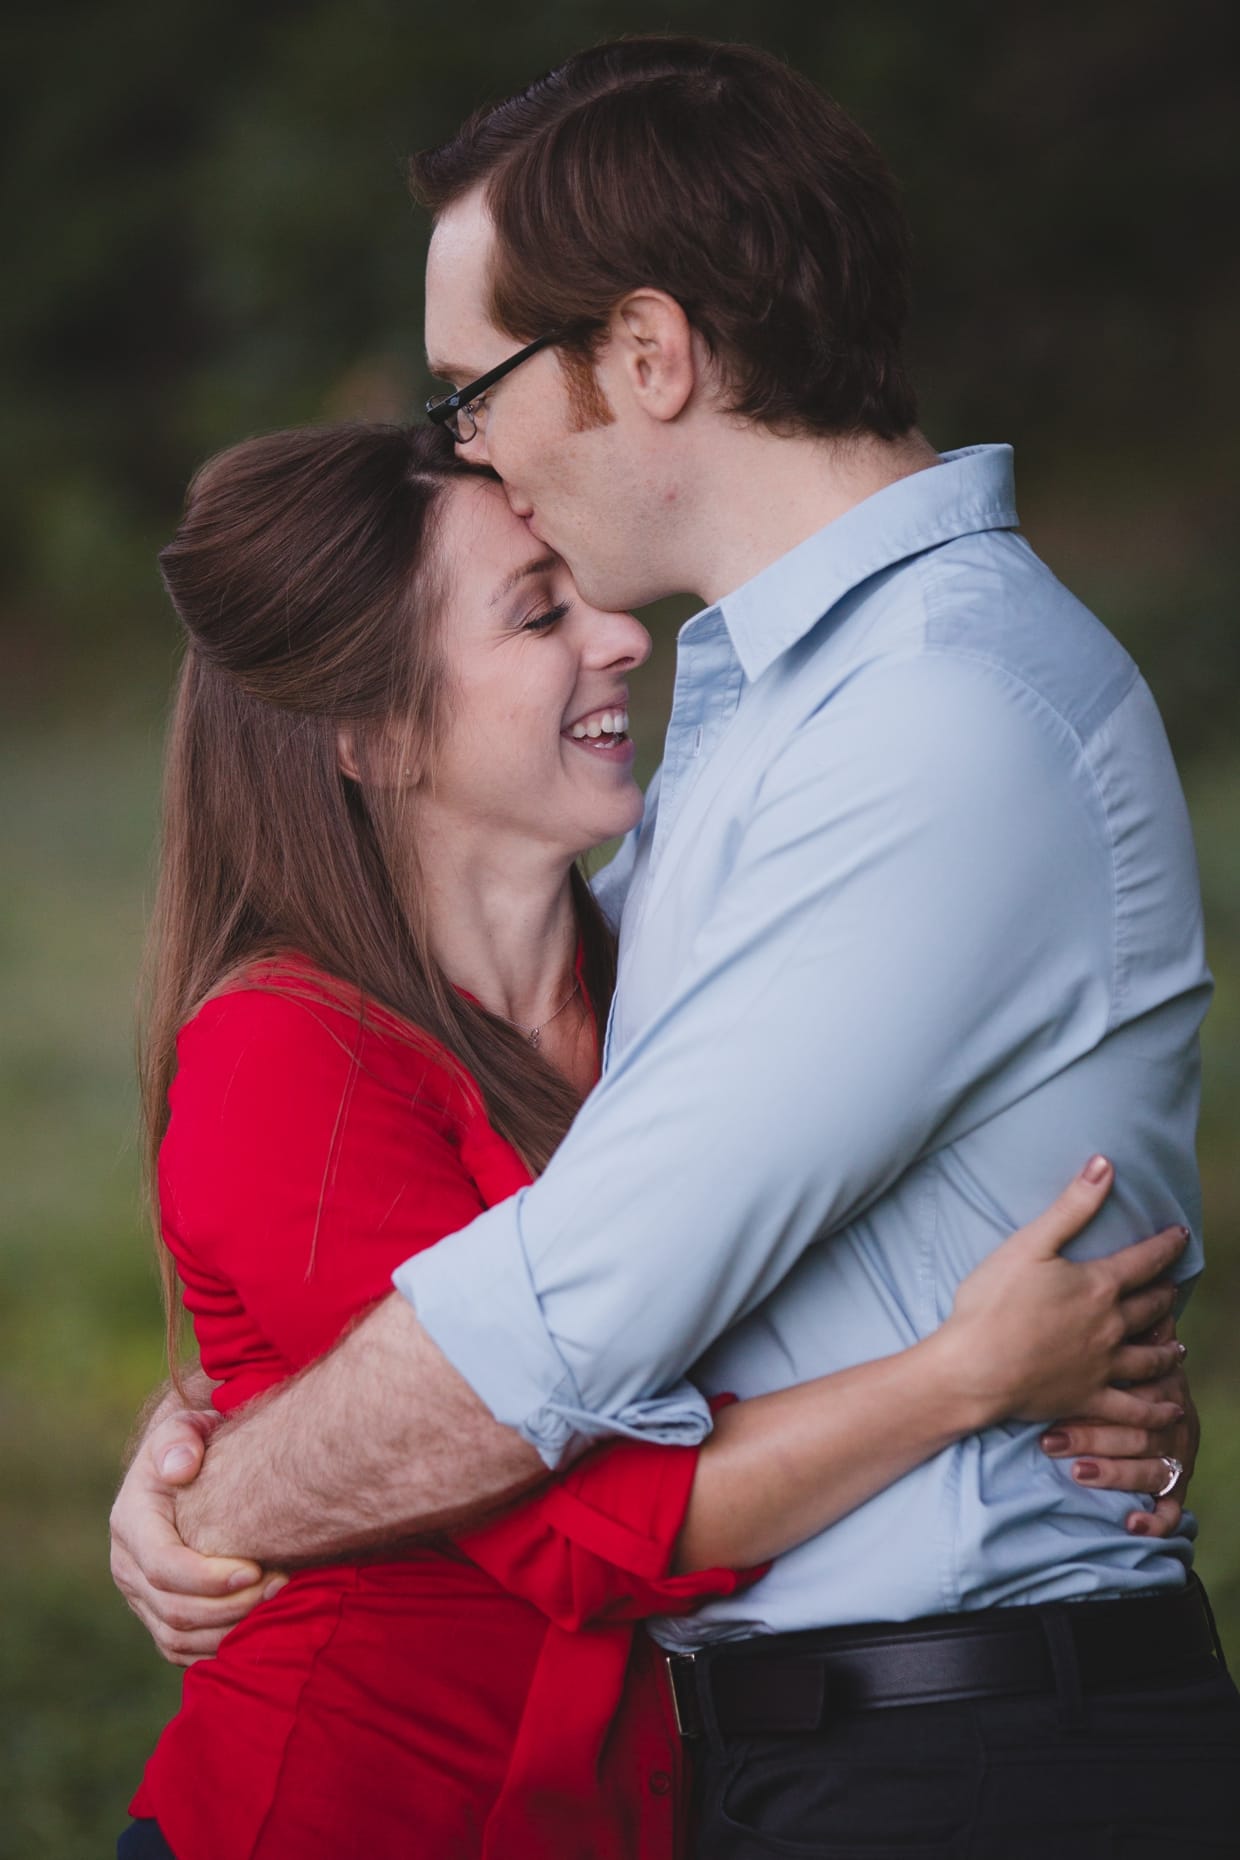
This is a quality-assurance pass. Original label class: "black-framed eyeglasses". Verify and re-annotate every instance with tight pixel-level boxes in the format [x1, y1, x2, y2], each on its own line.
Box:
[425, 333, 560, 443]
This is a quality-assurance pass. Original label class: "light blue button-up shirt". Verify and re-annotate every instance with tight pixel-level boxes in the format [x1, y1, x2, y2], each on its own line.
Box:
[396, 445, 1210, 1640]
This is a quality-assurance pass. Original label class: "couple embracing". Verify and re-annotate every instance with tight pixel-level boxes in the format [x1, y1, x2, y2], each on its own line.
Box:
[111, 36, 1239, 1859]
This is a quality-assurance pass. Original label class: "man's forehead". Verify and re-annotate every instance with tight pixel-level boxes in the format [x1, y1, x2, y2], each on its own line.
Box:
[424, 189, 496, 370]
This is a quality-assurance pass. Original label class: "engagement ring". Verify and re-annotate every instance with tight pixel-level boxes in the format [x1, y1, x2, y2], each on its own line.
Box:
[1156, 1456, 1184, 1498]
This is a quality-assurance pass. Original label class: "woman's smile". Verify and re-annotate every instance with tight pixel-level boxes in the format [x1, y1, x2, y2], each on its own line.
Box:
[562, 700, 634, 761]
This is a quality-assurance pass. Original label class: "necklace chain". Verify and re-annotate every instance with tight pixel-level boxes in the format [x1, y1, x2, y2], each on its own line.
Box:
[520, 976, 581, 1049]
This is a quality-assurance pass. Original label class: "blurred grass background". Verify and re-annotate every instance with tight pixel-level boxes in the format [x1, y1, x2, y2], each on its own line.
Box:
[2, 1, 1237, 1851]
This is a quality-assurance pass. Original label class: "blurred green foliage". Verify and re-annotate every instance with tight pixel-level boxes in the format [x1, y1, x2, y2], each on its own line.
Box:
[2, 1, 1237, 1851]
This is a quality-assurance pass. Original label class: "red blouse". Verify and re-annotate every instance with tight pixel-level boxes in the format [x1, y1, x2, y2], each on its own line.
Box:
[130, 967, 748, 1860]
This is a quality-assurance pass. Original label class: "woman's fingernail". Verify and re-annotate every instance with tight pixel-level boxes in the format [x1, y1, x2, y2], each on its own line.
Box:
[1073, 1460, 1101, 1482]
[1082, 1155, 1110, 1183]
[1129, 1516, 1151, 1536]
[1040, 1431, 1070, 1453]
[1175, 1342, 1188, 1361]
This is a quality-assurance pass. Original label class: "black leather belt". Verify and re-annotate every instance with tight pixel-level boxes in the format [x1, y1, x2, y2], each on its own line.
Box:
[665, 1581, 1223, 1738]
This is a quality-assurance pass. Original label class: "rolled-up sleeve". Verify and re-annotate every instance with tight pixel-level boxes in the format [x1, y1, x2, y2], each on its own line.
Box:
[395, 1189, 713, 1465]
[396, 648, 1116, 1465]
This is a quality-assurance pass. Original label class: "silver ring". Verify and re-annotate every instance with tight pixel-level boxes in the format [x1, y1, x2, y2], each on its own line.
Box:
[1156, 1455, 1183, 1499]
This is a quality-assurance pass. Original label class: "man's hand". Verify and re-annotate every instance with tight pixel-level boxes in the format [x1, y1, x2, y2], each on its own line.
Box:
[110, 1406, 284, 1666]
[112, 1301, 542, 1665]
[1039, 1317, 1198, 1542]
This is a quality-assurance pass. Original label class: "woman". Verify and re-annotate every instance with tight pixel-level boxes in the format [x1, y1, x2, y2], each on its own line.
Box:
[121, 422, 1187, 1860]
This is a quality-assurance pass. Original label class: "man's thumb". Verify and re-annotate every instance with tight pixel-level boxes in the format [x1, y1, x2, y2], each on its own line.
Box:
[159, 1440, 203, 1480]
[151, 1414, 211, 1482]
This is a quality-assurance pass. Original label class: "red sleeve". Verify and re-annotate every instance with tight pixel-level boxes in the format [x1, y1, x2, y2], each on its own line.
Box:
[456, 1398, 765, 1627]
[160, 986, 486, 1404]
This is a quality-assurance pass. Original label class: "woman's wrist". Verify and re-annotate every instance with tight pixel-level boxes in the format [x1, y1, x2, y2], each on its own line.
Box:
[915, 1321, 1004, 1440]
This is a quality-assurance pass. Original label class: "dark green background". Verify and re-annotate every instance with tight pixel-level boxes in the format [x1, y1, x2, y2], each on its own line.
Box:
[2, 3, 1237, 1850]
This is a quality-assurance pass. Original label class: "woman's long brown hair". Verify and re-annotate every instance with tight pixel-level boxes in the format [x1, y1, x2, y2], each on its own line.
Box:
[143, 421, 616, 1371]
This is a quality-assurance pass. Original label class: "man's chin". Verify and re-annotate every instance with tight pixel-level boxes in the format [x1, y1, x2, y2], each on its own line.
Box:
[563, 552, 671, 617]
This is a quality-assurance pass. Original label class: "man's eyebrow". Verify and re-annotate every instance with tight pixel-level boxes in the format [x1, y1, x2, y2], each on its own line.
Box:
[489, 554, 559, 607]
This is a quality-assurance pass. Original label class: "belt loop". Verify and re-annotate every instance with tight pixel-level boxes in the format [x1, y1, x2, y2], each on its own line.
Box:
[689, 1646, 730, 1759]
[1040, 1606, 1084, 1731]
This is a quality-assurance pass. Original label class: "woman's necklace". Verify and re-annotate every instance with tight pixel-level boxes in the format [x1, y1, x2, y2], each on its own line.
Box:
[518, 976, 581, 1049]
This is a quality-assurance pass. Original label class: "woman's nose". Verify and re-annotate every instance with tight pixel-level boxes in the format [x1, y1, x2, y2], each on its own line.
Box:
[592, 612, 651, 670]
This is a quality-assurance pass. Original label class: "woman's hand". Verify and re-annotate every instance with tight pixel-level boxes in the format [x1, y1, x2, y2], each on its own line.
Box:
[1039, 1323, 1198, 1540]
[939, 1157, 1189, 1432]
[670, 1160, 1191, 1576]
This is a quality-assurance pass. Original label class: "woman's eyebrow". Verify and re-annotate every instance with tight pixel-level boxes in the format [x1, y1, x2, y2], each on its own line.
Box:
[489, 554, 559, 607]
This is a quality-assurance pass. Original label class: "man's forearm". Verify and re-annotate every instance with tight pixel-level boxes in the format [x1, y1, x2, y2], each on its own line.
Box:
[175, 1293, 547, 1563]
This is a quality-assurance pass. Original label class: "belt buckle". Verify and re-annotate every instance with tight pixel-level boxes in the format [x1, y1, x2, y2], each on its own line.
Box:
[665, 1651, 700, 1738]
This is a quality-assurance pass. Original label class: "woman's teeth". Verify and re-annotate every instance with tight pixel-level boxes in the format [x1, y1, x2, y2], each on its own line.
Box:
[570, 709, 629, 741]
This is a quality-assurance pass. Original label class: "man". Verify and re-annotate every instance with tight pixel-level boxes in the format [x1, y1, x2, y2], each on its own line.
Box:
[112, 37, 1237, 1852]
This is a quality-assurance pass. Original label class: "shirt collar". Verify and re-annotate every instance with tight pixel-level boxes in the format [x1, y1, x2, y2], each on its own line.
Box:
[717, 443, 1021, 684]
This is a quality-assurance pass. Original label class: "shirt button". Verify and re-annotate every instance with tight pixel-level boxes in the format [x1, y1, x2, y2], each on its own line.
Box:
[649, 1770, 672, 1796]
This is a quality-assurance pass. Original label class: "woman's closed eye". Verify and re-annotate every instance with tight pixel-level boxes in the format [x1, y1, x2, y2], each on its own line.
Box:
[521, 600, 570, 634]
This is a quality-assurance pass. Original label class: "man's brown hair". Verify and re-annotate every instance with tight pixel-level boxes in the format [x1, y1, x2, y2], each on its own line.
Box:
[412, 36, 917, 441]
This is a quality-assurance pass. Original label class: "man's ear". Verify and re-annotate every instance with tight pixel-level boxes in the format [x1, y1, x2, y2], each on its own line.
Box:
[610, 290, 698, 422]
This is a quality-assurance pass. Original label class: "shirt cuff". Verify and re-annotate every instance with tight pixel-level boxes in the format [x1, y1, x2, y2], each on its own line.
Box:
[392, 1192, 714, 1469]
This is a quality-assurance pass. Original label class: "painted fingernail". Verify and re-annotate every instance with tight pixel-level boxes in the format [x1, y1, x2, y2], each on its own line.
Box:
[1073, 1460, 1101, 1482]
[263, 1576, 289, 1601]
[1175, 1342, 1188, 1361]
[1040, 1431, 1070, 1453]
[1082, 1155, 1110, 1183]
[1129, 1516, 1151, 1536]
[1175, 1226, 1190, 1243]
